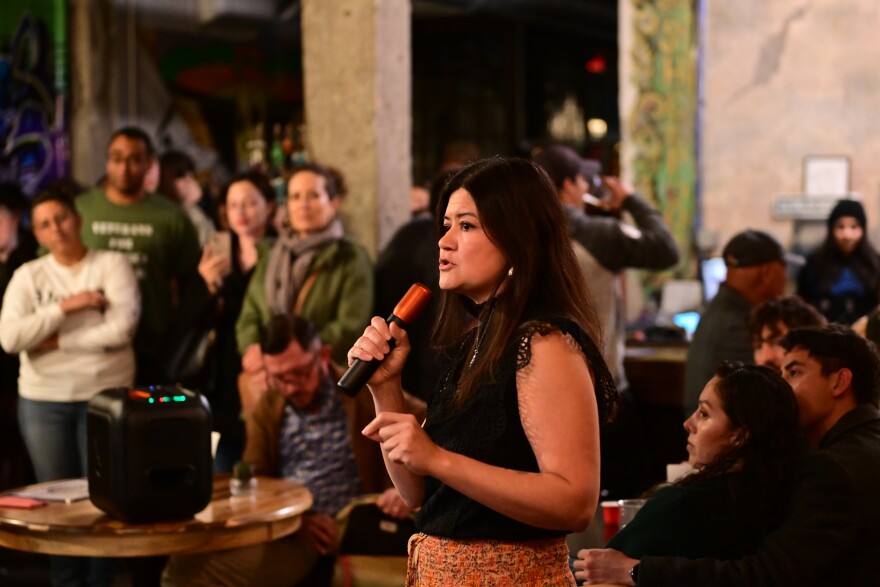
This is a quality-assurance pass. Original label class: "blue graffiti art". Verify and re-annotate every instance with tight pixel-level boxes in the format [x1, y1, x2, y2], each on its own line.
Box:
[1, 12, 68, 196]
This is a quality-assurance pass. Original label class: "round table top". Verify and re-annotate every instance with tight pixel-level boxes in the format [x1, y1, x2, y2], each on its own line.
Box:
[0, 476, 312, 557]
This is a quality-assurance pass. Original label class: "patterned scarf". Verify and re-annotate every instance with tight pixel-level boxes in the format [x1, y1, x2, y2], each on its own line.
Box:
[264, 219, 345, 314]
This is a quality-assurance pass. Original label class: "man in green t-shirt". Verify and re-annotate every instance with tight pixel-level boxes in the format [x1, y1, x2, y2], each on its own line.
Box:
[77, 127, 201, 383]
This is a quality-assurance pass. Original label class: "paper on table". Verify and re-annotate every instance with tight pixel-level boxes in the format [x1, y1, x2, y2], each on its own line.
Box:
[10, 478, 89, 504]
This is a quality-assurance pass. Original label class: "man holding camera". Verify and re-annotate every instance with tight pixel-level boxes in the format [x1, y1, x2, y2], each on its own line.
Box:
[534, 145, 679, 499]
[533, 145, 679, 392]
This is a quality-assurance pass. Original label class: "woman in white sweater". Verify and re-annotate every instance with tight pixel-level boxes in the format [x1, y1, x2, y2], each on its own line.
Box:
[0, 188, 139, 584]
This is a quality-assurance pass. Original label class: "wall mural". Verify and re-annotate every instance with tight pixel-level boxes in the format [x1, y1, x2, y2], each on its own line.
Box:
[0, 0, 68, 196]
[629, 0, 698, 279]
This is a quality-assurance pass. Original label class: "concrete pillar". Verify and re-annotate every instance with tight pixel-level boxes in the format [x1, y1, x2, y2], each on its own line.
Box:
[69, 1, 217, 185]
[301, 0, 412, 257]
[69, 0, 117, 184]
[618, 0, 696, 279]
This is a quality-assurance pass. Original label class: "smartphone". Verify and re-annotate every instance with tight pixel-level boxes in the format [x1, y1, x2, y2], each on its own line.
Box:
[0, 495, 47, 509]
[207, 231, 232, 264]
[587, 173, 611, 200]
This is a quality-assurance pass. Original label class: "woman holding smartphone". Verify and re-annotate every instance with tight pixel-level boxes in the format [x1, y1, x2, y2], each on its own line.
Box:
[235, 162, 373, 403]
[196, 169, 275, 472]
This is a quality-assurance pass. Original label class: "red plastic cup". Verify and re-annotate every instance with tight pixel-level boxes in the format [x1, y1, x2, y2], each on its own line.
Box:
[601, 500, 621, 527]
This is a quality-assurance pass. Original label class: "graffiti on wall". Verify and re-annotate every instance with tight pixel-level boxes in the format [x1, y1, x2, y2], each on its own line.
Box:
[0, 10, 68, 195]
[628, 0, 697, 280]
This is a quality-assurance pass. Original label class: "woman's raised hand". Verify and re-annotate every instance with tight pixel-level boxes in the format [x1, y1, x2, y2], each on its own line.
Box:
[198, 246, 231, 293]
[347, 316, 411, 388]
[362, 411, 440, 477]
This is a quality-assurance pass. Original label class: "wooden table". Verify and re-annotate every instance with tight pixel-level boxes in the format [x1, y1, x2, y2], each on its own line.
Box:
[624, 342, 688, 408]
[0, 476, 312, 557]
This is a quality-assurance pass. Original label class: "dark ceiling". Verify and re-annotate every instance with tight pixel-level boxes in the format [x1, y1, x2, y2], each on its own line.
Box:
[412, 0, 617, 39]
[272, 0, 617, 40]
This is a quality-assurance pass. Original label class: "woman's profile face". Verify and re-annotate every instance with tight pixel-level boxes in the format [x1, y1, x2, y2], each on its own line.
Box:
[683, 377, 739, 468]
[287, 171, 339, 236]
[832, 216, 863, 256]
[226, 180, 270, 239]
[438, 188, 507, 303]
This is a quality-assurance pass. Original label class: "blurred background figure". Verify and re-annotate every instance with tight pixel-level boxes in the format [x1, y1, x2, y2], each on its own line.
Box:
[0, 182, 38, 491]
[158, 150, 217, 246]
[684, 230, 789, 415]
[533, 144, 679, 394]
[0, 188, 140, 587]
[797, 199, 880, 326]
[409, 183, 431, 218]
[373, 169, 457, 400]
[194, 169, 276, 472]
[534, 144, 679, 499]
[236, 162, 373, 416]
[748, 296, 826, 371]
[76, 127, 201, 385]
[143, 157, 160, 194]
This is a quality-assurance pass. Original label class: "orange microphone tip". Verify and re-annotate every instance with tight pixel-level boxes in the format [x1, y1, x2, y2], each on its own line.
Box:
[393, 283, 433, 324]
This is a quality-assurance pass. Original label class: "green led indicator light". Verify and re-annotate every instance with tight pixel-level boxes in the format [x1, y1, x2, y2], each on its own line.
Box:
[161, 397, 170, 403]
[148, 398, 154, 404]
[173, 395, 186, 402]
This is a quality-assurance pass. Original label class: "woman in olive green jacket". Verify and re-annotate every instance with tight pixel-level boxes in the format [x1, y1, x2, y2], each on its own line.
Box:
[236, 163, 373, 407]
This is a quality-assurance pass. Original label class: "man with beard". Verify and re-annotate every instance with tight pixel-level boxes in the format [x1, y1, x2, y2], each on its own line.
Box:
[76, 127, 200, 383]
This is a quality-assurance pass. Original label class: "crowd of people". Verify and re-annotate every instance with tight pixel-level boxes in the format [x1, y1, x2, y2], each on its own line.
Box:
[1, 127, 879, 587]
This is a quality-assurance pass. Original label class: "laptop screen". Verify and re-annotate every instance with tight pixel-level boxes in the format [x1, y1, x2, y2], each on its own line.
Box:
[701, 257, 727, 303]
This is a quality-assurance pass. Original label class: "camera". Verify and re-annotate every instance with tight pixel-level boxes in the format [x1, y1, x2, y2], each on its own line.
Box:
[587, 173, 612, 201]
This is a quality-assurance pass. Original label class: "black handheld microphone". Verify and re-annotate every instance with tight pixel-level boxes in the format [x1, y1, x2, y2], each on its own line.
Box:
[337, 283, 433, 396]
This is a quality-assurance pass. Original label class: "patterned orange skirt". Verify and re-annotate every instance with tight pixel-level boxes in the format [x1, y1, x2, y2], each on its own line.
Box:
[405, 533, 576, 586]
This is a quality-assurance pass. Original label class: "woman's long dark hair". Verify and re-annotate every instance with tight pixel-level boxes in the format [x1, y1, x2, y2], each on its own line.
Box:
[681, 361, 802, 536]
[812, 212, 880, 294]
[157, 150, 196, 204]
[431, 156, 611, 419]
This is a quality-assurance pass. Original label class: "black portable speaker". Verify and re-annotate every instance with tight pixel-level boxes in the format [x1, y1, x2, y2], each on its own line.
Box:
[87, 385, 212, 523]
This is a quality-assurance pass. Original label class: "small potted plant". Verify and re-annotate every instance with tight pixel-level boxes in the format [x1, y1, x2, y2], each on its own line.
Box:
[230, 461, 257, 497]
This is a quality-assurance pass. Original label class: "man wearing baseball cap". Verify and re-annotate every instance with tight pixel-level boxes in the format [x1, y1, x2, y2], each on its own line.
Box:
[534, 144, 679, 499]
[683, 229, 797, 415]
[533, 144, 679, 392]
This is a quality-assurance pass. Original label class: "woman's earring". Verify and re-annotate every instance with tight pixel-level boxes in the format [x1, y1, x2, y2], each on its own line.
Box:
[508, 267, 514, 277]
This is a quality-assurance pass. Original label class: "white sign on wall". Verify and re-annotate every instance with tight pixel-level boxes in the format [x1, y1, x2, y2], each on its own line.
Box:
[803, 155, 850, 197]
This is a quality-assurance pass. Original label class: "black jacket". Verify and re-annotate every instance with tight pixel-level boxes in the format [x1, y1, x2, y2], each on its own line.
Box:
[565, 194, 679, 273]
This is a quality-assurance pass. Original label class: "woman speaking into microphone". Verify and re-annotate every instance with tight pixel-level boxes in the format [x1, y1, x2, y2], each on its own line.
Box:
[348, 157, 616, 586]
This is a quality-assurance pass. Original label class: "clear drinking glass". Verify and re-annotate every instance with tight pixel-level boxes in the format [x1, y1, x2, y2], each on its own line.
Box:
[618, 498, 647, 528]
[230, 461, 256, 497]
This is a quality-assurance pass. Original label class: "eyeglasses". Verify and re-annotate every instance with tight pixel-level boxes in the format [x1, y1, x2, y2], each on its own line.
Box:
[267, 355, 319, 388]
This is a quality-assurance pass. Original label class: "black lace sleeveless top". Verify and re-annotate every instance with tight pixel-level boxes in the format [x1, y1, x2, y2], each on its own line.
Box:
[415, 315, 616, 540]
